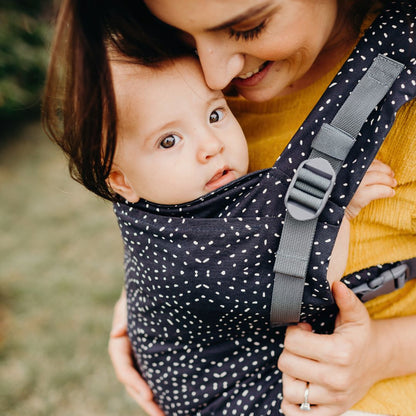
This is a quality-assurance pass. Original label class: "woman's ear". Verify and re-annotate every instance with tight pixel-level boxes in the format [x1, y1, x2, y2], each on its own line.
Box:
[107, 169, 140, 203]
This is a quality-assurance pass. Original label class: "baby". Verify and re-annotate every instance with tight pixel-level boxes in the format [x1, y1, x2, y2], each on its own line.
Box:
[108, 55, 396, 286]
[108, 56, 248, 205]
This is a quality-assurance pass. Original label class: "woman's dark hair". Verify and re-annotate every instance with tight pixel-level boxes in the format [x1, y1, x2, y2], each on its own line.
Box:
[345, 0, 388, 33]
[42, 0, 391, 202]
[42, 0, 191, 201]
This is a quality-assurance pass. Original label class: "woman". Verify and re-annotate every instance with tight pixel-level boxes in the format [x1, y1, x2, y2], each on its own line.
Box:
[44, 0, 416, 415]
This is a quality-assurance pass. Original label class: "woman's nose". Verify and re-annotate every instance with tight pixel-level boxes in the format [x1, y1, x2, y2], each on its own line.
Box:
[196, 37, 244, 90]
[197, 134, 224, 163]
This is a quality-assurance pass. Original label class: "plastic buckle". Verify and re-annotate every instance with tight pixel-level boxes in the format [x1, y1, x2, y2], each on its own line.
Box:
[285, 158, 336, 221]
[352, 263, 409, 302]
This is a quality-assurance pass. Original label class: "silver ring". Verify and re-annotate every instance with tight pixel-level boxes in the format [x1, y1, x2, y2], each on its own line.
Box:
[300, 382, 311, 411]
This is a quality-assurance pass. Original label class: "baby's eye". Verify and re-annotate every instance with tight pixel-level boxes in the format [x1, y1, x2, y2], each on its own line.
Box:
[159, 134, 181, 149]
[209, 108, 225, 124]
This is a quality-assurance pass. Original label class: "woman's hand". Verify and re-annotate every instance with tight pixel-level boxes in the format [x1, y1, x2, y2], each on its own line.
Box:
[278, 282, 384, 416]
[108, 290, 165, 416]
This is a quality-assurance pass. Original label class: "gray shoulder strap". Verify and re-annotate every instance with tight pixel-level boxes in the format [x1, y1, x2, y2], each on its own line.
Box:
[270, 54, 404, 326]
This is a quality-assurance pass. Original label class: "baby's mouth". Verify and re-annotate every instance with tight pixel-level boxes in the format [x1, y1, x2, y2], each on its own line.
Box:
[206, 168, 235, 191]
[237, 61, 269, 80]
[207, 169, 229, 185]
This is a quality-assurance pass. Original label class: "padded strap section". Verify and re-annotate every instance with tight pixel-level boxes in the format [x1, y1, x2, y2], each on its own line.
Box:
[332, 55, 405, 137]
[270, 54, 404, 326]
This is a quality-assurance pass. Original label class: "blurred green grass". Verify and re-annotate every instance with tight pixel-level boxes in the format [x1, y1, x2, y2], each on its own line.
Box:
[0, 118, 146, 416]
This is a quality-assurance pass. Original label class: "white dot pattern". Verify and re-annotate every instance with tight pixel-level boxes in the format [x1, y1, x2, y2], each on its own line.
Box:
[114, 3, 416, 414]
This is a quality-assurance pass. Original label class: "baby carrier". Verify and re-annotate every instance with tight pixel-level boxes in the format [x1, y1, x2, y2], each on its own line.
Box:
[114, 1, 416, 414]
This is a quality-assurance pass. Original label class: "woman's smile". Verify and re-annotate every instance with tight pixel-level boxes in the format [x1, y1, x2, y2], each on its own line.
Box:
[233, 61, 274, 87]
[237, 61, 270, 80]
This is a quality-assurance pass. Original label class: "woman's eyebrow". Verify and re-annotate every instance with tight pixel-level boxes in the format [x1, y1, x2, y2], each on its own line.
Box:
[206, 2, 273, 32]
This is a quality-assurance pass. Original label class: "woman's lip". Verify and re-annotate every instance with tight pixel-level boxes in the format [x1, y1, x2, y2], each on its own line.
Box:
[238, 61, 269, 79]
[232, 61, 273, 87]
[205, 169, 236, 191]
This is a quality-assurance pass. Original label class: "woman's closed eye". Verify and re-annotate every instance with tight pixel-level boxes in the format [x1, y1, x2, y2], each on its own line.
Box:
[228, 20, 266, 41]
[209, 108, 225, 124]
[159, 133, 182, 149]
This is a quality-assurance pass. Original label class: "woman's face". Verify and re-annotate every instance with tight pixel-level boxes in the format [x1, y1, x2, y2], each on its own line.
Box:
[144, 0, 343, 102]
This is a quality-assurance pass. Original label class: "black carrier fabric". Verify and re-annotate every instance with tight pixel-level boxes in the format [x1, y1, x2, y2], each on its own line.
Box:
[114, 2, 416, 415]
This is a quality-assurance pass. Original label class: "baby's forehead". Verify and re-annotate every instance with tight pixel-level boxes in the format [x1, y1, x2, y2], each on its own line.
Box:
[111, 55, 226, 132]
[167, 57, 225, 98]
[112, 56, 222, 95]
[148, 57, 207, 87]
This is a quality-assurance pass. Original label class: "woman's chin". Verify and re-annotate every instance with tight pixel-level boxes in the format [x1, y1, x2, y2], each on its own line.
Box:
[235, 85, 282, 103]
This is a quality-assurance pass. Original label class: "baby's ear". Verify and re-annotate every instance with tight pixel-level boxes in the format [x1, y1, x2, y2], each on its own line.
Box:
[108, 169, 140, 203]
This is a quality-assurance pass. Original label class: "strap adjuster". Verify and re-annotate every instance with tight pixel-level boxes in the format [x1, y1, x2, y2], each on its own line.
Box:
[284, 157, 336, 221]
[352, 263, 409, 302]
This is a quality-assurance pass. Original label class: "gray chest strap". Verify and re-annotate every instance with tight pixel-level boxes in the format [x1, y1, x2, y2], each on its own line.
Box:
[270, 54, 404, 326]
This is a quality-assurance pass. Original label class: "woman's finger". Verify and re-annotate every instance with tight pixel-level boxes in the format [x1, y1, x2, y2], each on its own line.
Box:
[126, 386, 165, 416]
[281, 399, 335, 416]
[279, 349, 339, 391]
[108, 290, 153, 399]
[283, 325, 335, 362]
[282, 373, 335, 406]
[281, 374, 349, 416]
[108, 292, 164, 415]
[110, 289, 128, 337]
[108, 335, 154, 399]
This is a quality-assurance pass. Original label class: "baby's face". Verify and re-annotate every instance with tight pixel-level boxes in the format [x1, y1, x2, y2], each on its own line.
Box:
[110, 57, 249, 204]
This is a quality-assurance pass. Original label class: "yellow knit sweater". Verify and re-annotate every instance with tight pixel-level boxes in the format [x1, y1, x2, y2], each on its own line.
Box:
[227, 9, 416, 416]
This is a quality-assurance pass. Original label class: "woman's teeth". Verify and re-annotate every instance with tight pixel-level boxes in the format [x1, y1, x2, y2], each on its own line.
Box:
[238, 62, 268, 79]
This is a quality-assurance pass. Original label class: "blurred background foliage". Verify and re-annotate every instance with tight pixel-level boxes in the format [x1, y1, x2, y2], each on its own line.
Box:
[0, 0, 53, 120]
[0, 1, 147, 414]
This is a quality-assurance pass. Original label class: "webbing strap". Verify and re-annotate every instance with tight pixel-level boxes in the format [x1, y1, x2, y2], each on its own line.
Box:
[270, 54, 404, 326]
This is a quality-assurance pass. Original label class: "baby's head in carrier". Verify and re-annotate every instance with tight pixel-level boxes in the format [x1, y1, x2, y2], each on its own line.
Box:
[108, 56, 249, 204]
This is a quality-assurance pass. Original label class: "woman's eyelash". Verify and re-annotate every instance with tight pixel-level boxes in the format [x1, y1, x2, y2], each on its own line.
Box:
[228, 21, 266, 41]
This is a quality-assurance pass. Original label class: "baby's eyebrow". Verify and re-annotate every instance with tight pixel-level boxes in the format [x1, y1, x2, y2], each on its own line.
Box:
[207, 92, 227, 104]
[206, 2, 273, 32]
